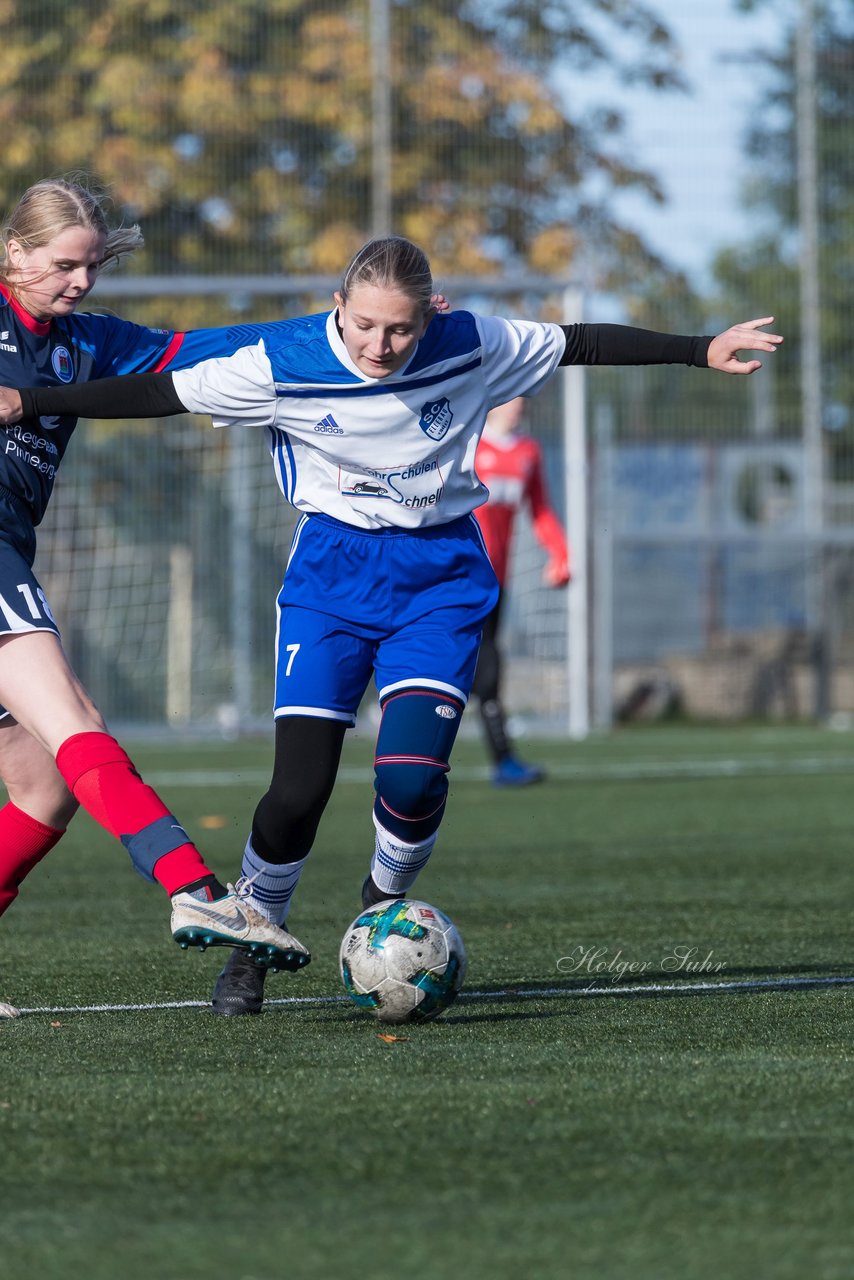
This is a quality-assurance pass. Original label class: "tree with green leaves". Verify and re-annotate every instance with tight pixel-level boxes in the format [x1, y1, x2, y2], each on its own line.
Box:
[712, 0, 854, 461]
[590, 2, 854, 449]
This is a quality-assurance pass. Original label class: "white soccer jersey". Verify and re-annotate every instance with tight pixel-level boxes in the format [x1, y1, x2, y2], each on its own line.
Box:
[172, 309, 565, 530]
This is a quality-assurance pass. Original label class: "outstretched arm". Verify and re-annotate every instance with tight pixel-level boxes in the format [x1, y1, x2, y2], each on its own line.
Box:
[0, 371, 188, 425]
[559, 316, 782, 372]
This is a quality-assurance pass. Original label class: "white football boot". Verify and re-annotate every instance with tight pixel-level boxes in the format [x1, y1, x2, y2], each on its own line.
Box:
[0, 999, 19, 1018]
[171, 881, 310, 972]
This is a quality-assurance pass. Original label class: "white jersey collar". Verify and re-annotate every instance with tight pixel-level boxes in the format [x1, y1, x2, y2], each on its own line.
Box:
[325, 307, 421, 383]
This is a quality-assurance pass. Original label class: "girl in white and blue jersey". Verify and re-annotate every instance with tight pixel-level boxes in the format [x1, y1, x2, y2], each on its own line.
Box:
[0, 235, 783, 1016]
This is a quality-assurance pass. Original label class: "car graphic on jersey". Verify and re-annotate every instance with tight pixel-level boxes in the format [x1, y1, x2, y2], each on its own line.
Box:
[340, 459, 447, 509]
[352, 480, 389, 496]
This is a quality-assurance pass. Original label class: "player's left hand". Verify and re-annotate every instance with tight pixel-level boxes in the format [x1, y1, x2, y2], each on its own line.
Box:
[544, 557, 571, 588]
[431, 292, 451, 313]
[707, 317, 783, 375]
[0, 387, 23, 424]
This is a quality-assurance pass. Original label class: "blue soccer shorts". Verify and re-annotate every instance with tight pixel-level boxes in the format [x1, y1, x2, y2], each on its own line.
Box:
[272, 512, 499, 723]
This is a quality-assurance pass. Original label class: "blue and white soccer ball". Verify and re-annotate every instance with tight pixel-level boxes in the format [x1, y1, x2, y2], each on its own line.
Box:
[339, 899, 467, 1024]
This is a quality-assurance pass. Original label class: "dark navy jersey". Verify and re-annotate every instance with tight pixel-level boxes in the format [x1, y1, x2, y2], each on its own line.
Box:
[0, 284, 292, 528]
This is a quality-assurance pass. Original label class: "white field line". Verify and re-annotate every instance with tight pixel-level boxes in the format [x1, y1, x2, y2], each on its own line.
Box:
[9, 973, 854, 1017]
[143, 755, 854, 790]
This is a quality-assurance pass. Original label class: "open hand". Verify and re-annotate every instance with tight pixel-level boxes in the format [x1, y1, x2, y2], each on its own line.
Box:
[707, 317, 783, 374]
[0, 388, 23, 424]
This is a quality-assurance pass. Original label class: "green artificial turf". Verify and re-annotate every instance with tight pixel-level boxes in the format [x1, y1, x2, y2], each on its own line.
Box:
[2, 725, 854, 1280]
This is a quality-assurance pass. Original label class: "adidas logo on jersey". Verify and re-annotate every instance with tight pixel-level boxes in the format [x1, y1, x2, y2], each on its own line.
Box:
[314, 413, 343, 434]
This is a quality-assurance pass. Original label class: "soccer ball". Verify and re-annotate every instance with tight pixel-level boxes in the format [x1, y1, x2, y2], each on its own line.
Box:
[339, 899, 467, 1024]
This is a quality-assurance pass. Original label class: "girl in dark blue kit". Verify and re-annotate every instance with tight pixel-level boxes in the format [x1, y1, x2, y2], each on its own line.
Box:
[0, 177, 312, 1016]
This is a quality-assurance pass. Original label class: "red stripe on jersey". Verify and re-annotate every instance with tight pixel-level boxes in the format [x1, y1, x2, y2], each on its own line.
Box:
[152, 331, 185, 371]
[0, 283, 51, 336]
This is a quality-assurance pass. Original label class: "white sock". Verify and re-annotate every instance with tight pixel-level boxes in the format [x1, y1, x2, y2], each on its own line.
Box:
[370, 817, 437, 898]
[239, 837, 309, 925]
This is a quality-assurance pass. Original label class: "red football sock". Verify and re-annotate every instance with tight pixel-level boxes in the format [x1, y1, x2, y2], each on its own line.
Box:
[54, 731, 214, 895]
[0, 802, 65, 918]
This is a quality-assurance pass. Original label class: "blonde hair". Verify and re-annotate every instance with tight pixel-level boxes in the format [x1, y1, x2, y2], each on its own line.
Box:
[0, 176, 143, 287]
[339, 236, 434, 314]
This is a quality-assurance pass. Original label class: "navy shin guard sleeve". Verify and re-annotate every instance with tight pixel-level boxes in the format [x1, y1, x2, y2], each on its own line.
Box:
[121, 815, 191, 882]
[373, 688, 464, 842]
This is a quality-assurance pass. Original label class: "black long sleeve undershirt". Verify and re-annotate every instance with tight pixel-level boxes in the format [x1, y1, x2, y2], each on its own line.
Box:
[559, 324, 712, 367]
[16, 322, 714, 422]
[19, 370, 185, 421]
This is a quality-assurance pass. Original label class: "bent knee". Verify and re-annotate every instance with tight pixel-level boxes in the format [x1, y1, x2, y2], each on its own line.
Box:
[3, 780, 78, 830]
[374, 757, 448, 820]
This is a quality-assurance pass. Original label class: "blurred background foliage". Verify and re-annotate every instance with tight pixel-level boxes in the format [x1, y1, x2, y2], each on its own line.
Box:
[3, 1, 851, 447]
[0, 0, 685, 286]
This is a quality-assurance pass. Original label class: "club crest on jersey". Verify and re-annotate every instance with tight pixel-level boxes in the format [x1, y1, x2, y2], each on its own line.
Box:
[51, 346, 74, 382]
[420, 396, 453, 441]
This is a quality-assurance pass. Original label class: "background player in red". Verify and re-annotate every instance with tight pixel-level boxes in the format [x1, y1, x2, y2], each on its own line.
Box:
[473, 396, 570, 786]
